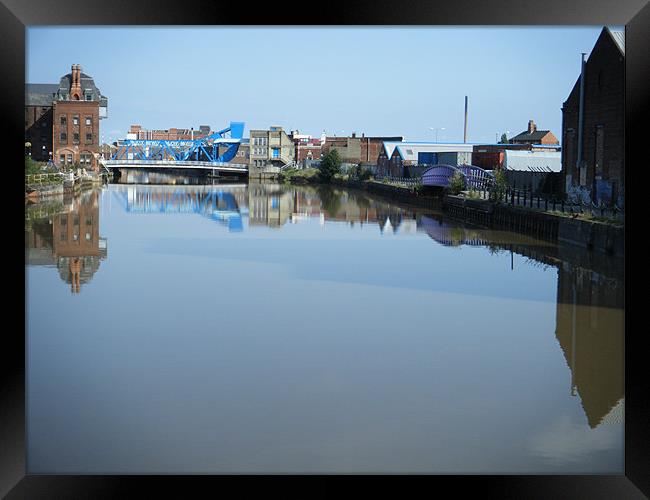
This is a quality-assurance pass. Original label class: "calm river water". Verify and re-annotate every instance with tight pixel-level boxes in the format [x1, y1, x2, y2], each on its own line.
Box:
[25, 178, 624, 474]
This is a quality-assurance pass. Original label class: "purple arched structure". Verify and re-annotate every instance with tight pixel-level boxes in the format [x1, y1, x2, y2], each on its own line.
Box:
[422, 164, 494, 190]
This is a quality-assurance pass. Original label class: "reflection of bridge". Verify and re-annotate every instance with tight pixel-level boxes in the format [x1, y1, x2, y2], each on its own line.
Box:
[419, 215, 491, 247]
[102, 122, 247, 175]
[422, 164, 494, 190]
[113, 185, 246, 231]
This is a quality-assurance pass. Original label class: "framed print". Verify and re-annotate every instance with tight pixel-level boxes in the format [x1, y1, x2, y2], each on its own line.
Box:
[4, 0, 648, 497]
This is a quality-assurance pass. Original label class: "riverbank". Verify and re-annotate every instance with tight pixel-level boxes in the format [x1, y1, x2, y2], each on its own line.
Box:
[25, 172, 105, 201]
[282, 173, 624, 257]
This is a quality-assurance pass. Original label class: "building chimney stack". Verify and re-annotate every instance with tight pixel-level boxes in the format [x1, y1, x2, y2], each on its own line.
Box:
[528, 120, 536, 134]
[70, 64, 82, 100]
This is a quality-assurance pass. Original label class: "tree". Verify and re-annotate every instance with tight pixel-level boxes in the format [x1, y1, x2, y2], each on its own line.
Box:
[319, 149, 341, 182]
[499, 133, 509, 144]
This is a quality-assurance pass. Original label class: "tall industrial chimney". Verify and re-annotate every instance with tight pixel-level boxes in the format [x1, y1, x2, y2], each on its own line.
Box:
[463, 96, 468, 143]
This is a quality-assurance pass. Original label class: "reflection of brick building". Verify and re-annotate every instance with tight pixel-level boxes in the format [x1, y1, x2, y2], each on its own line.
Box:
[248, 184, 293, 227]
[26, 190, 108, 293]
[26, 64, 108, 169]
[555, 260, 623, 428]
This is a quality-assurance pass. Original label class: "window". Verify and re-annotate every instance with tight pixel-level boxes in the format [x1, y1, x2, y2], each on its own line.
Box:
[86, 133, 93, 143]
[85, 94, 92, 101]
[60, 154, 65, 164]
[85, 232, 91, 241]
[73, 116, 79, 125]
[60, 133, 67, 143]
[60, 216, 67, 225]
[85, 117, 91, 126]
[73, 133, 79, 144]
[60, 116, 67, 126]
[85, 216, 92, 226]
[67, 154, 73, 164]
[272, 148, 279, 158]
[60, 232, 67, 242]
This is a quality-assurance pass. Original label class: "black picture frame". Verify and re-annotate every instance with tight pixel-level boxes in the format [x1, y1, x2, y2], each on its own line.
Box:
[4, 0, 647, 497]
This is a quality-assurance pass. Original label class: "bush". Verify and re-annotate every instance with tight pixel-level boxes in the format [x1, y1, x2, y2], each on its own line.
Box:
[25, 156, 43, 175]
[349, 164, 373, 181]
[448, 170, 465, 195]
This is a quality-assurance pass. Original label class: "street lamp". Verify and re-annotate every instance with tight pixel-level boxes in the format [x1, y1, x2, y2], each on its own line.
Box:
[429, 127, 445, 142]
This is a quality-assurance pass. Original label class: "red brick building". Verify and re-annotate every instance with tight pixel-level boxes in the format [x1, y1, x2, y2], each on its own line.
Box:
[321, 133, 403, 166]
[26, 64, 108, 170]
[561, 27, 624, 205]
[510, 120, 559, 146]
[128, 124, 212, 141]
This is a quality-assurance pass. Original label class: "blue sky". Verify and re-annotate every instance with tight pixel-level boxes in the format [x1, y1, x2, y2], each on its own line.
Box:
[27, 27, 615, 144]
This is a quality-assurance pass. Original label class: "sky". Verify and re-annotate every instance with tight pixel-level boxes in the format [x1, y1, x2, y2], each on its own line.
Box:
[27, 26, 617, 144]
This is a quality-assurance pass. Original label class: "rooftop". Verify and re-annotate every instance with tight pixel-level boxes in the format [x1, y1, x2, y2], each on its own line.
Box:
[607, 27, 625, 56]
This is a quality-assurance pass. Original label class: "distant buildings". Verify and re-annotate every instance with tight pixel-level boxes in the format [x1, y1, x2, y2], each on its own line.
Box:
[290, 131, 323, 168]
[561, 26, 624, 205]
[249, 126, 295, 168]
[321, 133, 403, 170]
[510, 120, 559, 146]
[26, 64, 108, 169]
[378, 142, 474, 177]
[127, 124, 211, 141]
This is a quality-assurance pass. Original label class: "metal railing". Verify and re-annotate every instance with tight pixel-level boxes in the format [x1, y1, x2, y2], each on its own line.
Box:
[25, 173, 65, 185]
[375, 175, 422, 187]
[489, 186, 624, 220]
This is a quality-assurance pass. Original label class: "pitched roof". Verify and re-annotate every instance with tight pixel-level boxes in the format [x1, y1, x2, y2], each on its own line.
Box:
[503, 150, 561, 172]
[25, 83, 58, 106]
[383, 141, 475, 159]
[510, 130, 554, 142]
[607, 27, 625, 56]
[57, 71, 106, 102]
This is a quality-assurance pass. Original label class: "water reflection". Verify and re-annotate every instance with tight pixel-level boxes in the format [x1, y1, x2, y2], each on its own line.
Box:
[112, 183, 247, 231]
[26, 190, 107, 294]
[107, 182, 624, 430]
[25, 180, 624, 473]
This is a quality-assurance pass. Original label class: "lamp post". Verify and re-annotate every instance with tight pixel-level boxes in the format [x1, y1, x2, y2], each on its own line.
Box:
[429, 127, 445, 142]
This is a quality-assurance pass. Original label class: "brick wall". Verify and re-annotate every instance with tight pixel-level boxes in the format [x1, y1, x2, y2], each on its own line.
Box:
[53, 100, 100, 170]
[562, 29, 624, 204]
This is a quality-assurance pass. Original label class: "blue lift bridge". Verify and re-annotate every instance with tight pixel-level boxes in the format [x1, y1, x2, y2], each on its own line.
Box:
[101, 122, 247, 175]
